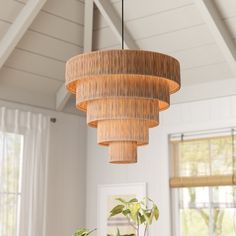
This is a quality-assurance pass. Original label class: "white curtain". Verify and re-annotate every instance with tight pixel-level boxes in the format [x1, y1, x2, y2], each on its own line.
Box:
[0, 107, 50, 236]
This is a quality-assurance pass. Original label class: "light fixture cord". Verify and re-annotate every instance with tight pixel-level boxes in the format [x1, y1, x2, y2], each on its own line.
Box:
[122, 0, 124, 50]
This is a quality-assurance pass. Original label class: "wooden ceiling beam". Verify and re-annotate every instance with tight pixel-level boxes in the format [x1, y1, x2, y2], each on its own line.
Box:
[194, 0, 236, 75]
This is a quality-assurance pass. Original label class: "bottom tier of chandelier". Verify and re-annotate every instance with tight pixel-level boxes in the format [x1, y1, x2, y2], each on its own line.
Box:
[109, 141, 137, 164]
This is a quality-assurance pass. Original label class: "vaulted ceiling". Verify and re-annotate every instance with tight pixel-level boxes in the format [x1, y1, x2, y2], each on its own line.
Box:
[0, 0, 236, 114]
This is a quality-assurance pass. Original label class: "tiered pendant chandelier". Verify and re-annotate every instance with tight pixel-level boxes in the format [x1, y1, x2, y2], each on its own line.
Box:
[65, 1, 181, 164]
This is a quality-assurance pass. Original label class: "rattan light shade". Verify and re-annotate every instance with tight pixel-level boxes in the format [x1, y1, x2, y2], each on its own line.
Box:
[65, 49, 181, 163]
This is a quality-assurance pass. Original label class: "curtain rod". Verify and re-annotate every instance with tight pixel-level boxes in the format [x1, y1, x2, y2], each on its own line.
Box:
[170, 126, 236, 140]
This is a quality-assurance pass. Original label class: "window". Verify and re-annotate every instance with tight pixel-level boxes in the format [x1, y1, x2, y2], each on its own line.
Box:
[0, 131, 24, 236]
[0, 107, 50, 236]
[170, 130, 236, 236]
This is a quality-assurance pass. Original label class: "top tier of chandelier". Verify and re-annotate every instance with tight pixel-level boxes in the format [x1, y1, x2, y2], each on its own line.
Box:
[65, 49, 181, 164]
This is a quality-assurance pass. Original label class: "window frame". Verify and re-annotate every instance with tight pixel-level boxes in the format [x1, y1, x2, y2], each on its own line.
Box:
[171, 188, 181, 236]
[169, 130, 236, 236]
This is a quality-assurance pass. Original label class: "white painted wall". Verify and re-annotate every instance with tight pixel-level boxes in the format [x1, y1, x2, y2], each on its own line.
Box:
[85, 95, 236, 236]
[0, 99, 87, 236]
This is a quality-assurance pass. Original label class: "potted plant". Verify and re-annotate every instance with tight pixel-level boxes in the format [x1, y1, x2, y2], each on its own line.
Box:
[108, 197, 159, 236]
[73, 197, 159, 236]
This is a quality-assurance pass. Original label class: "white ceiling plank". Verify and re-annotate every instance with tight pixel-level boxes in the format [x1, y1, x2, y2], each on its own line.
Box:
[93, 0, 193, 30]
[182, 62, 233, 85]
[56, 0, 94, 111]
[171, 77, 236, 105]
[0, 66, 62, 95]
[0, 0, 23, 23]
[94, 5, 204, 49]
[93, 0, 138, 49]
[0, 1, 84, 47]
[194, 0, 236, 75]
[214, 0, 236, 20]
[41, 0, 84, 25]
[171, 43, 225, 70]
[18, 30, 82, 62]
[84, 0, 94, 52]
[16, 0, 85, 25]
[5, 48, 65, 81]
[0, 21, 10, 40]
[95, 24, 215, 52]
[0, 0, 47, 69]
[137, 24, 215, 53]
[0, 86, 56, 110]
[30, 11, 84, 46]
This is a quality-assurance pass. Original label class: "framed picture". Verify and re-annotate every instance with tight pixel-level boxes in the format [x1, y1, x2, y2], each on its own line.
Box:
[97, 183, 146, 236]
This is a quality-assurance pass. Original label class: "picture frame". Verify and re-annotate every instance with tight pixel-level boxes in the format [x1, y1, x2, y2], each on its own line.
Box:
[97, 182, 147, 236]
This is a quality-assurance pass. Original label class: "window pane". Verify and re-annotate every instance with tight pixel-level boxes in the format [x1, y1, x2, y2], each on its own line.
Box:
[210, 137, 233, 175]
[176, 136, 235, 177]
[179, 141, 210, 177]
[212, 186, 235, 207]
[212, 186, 236, 236]
[0, 132, 23, 236]
[180, 187, 210, 208]
[178, 187, 236, 236]
[0, 194, 20, 236]
[180, 208, 209, 236]
[179, 188, 210, 236]
[220, 208, 236, 236]
[1, 133, 23, 193]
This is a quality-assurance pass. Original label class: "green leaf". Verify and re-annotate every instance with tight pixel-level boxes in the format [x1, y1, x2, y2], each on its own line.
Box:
[122, 209, 131, 216]
[153, 205, 159, 220]
[73, 228, 87, 236]
[109, 196, 159, 230]
[87, 229, 97, 235]
[143, 211, 152, 225]
[139, 213, 146, 224]
[122, 234, 135, 236]
[116, 198, 128, 204]
[73, 228, 96, 236]
[109, 205, 125, 217]
[128, 198, 138, 203]
[129, 203, 141, 223]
